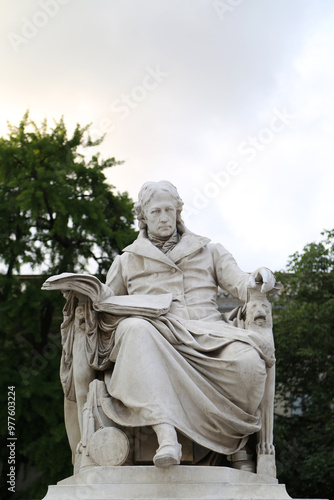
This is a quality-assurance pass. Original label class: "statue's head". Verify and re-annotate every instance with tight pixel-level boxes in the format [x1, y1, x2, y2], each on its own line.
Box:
[135, 181, 184, 233]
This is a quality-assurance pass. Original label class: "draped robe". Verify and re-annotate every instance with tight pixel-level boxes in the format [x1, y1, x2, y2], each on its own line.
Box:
[62, 228, 275, 455]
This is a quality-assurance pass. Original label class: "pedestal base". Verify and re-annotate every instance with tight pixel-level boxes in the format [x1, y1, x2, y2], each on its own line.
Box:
[42, 465, 293, 500]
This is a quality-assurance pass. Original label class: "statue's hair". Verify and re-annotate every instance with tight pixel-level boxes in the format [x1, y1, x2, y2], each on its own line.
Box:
[134, 180, 184, 230]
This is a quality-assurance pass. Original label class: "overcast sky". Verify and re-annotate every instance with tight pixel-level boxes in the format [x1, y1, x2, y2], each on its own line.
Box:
[1, 0, 333, 272]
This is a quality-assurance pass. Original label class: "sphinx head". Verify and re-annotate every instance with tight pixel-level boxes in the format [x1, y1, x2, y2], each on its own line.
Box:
[243, 289, 273, 330]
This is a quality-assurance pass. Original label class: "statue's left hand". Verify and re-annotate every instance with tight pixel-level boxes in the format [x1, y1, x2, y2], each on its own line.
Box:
[249, 267, 276, 294]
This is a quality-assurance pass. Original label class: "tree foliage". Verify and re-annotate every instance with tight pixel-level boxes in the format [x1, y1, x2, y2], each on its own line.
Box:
[0, 111, 137, 277]
[0, 113, 137, 499]
[274, 230, 334, 500]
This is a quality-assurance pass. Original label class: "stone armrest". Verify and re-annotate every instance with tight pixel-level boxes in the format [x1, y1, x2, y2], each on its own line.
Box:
[242, 284, 277, 477]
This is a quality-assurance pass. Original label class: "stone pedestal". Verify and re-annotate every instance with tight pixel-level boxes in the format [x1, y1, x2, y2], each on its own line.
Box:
[42, 465, 293, 500]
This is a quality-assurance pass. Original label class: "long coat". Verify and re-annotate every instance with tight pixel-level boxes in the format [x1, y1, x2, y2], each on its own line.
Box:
[95, 229, 275, 455]
[107, 229, 250, 321]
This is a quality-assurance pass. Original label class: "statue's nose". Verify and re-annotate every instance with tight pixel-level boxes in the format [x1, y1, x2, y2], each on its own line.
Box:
[255, 306, 266, 317]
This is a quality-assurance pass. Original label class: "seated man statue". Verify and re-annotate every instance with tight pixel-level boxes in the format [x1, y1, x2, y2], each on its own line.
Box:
[49, 180, 279, 474]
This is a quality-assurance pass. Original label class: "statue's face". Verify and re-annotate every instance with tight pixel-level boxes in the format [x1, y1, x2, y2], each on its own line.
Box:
[143, 191, 177, 239]
[244, 299, 272, 329]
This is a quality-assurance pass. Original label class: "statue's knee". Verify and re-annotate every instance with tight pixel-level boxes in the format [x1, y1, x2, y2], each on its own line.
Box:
[115, 317, 156, 343]
[245, 347, 265, 368]
[234, 346, 267, 387]
[244, 350, 267, 390]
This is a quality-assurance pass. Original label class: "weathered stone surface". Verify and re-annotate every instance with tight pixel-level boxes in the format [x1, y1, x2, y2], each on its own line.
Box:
[88, 427, 130, 466]
[43, 465, 292, 500]
[42, 181, 284, 484]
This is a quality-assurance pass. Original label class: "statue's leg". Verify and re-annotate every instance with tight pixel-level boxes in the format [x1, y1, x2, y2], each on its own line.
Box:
[212, 341, 267, 472]
[109, 317, 182, 467]
[152, 423, 182, 468]
[211, 341, 267, 415]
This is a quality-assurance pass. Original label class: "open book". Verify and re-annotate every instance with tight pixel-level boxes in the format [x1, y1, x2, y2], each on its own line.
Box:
[42, 273, 173, 317]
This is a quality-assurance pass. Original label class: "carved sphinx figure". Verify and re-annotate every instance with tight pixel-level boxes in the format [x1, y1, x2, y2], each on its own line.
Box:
[43, 180, 281, 476]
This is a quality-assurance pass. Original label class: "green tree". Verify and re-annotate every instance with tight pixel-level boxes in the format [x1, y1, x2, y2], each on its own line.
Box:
[274, 230, 334, 500]
[0, 111, 137, 277]
[0, 113, 137, 499]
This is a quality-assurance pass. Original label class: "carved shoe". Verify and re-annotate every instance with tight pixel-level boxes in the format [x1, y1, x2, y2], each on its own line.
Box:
[230, 448, 255, 473]
[153, 442, 182, 468]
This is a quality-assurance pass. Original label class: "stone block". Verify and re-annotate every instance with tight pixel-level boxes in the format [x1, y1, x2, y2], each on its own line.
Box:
[42, 465, 293, 500]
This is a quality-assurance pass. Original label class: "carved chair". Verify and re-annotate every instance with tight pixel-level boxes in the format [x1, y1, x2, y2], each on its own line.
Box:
[60, 284, 277, 477]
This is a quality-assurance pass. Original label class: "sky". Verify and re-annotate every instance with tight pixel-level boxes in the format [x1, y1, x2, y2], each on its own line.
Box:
[1, 0, 334, 273]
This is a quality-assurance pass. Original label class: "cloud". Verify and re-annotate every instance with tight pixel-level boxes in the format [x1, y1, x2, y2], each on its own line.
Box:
[1, 0, 333, 272]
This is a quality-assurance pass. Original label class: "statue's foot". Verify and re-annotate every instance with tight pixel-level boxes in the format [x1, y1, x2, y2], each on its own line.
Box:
[152, 423, 182, 467]
[153, 442, 182, 468]
[231, 458, 255, 473]
[230, 448, 255, 473]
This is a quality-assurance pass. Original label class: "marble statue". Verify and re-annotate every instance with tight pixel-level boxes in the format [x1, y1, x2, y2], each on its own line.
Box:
[43, 180, 281, 478]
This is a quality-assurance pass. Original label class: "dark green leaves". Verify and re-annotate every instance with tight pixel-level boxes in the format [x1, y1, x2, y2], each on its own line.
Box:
[274, 230, 334, 499]
[0, 113, 137, 499]
[0, 111, 137, 276]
